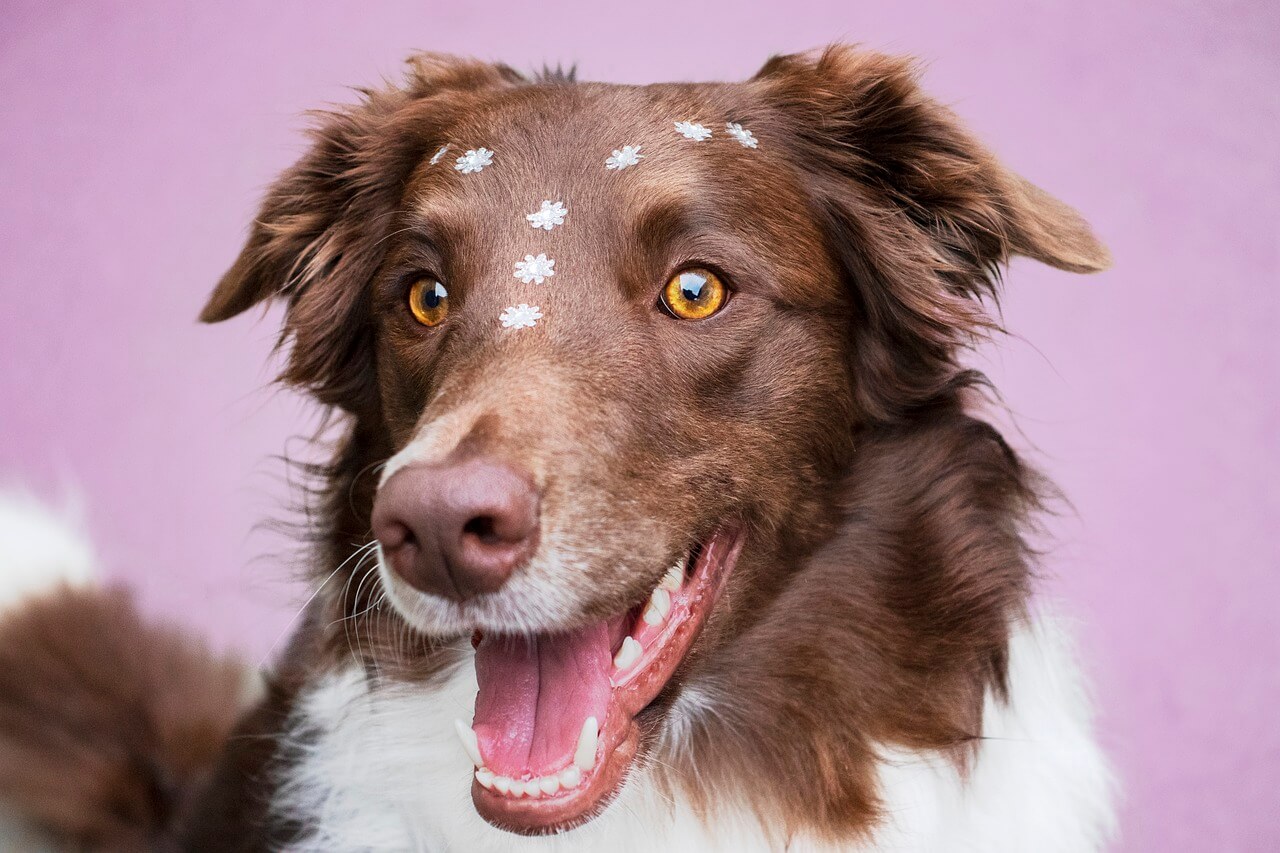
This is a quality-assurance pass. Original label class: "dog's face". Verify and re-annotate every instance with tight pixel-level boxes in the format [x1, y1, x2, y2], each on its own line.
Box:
[368, 80, 850, 640]
[204, 48, 1106, 836]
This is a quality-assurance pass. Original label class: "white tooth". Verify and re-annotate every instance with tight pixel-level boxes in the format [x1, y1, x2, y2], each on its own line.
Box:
[493, 775, 512, 795]
[539, 775, 561, 796]
[454, 719, 484, 768]
[509, 779, 526, 798]
[574, 716, 599, 771]
[643, 587, 671, 625]
[560, 765, 582, 789]
[475, 768, 495, 790]
[660, 562, 684, 591]
[524, 780, 542, 799]
[613, 636, 643, 670]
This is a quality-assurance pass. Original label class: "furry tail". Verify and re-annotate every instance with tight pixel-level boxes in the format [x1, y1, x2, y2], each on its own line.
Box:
[0, 492, 259, 850]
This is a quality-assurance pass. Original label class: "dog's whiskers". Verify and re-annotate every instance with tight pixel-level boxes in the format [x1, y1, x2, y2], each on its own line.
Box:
[340, 551, 381, 666]
[257, 540, 379, 668]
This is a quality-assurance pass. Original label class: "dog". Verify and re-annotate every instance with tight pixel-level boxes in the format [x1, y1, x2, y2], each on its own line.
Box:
[0, 45, 1115, 851]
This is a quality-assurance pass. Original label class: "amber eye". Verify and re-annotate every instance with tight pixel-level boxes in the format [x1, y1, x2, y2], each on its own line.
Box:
[661, 268, 728, 320]
[408, 278, 448, 326]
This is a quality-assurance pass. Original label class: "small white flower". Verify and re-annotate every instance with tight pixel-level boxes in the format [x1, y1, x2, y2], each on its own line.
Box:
[429, 145, 449, 165]
[725, 122, 758, 149]
[514, 253, 556, 284]
[500, 304, 543, 329]
[526, 200, 568, 231]
[605, 145, 644, 170]
[455, 147, 494, 173]
[674, 121, 712, 141]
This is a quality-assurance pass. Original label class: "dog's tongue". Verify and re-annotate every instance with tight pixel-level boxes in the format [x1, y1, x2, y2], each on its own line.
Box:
[472, 621, 616, 775]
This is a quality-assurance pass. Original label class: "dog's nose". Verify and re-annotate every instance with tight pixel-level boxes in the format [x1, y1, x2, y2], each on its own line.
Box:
[371, 459, 540, 600]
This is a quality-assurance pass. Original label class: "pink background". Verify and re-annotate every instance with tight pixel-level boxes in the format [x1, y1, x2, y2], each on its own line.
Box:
[1, 1, 1276, 849]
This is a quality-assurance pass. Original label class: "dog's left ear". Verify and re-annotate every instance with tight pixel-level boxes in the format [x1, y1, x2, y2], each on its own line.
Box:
[753, 46, 1109, 417]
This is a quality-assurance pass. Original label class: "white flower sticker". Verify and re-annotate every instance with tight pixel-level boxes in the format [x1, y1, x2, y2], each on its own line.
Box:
[500, 304, 543, 329]
[527, 200, 568, 231]
[725, 123, 758, 149]
[605, 145, 644, 170]
[429, 145, 449, 165]
[455, 147, 494, 173]
[674, 121, 712, 141]
[514, 253, 556, 284]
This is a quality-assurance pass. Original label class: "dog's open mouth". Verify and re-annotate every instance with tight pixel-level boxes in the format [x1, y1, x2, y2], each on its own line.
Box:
[455, 526, 743, 834]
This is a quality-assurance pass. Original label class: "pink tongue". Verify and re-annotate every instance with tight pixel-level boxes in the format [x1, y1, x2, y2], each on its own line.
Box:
[472, 621, 617, 776]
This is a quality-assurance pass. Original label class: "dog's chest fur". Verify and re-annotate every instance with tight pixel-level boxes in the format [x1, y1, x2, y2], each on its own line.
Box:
[273, 609, 1114, 852]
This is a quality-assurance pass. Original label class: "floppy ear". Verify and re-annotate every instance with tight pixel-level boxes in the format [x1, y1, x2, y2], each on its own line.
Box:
[753, 46, 1110, 419]
[202, 54, 522, 409]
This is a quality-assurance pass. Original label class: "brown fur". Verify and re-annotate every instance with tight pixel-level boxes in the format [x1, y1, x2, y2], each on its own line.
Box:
[1, 44, 1107, 849]
[0, 586, 252, 850]
[665, 401, 1044, 838]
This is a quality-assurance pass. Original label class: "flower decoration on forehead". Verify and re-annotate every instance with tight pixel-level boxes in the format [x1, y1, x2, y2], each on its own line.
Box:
[725, 122, 758, 149]
[605, 145, 644, 170]
[674, 121, 712, 141]
[514, 253, 556, 285]
[526, 200, 568, 231]
[454, 147, 494, 173]
[500, 304, 542, 330]
[429, 145, 449, 165]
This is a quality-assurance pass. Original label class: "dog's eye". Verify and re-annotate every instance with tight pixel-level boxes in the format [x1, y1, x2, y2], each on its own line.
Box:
[408, 278, 448, 327]
[661, 269, 728, 321]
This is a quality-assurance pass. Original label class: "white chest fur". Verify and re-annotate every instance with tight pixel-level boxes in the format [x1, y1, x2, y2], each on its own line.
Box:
[275, 609, 1115, 852]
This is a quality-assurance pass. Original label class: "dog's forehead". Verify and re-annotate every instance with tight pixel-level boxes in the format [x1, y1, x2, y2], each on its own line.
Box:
[395, 82, 835, 320]
[407, 83, 788, 233]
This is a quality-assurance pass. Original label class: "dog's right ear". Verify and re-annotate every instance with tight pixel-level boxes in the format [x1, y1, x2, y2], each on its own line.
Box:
[201, 54, 521, 407]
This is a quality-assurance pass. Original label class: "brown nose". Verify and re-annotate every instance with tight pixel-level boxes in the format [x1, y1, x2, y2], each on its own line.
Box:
[371, 458, 540, 600]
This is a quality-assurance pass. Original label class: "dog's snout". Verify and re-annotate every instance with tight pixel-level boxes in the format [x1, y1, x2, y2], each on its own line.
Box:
[372, 458, 539, 600]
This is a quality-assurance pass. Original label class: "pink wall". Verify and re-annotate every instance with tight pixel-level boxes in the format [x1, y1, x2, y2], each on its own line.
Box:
[1, 1, 1275, 849]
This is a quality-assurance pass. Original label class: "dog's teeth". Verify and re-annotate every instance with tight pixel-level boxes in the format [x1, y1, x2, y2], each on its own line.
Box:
[613, 636, 643, 670]
[454, 719, 483, 768]
[560, 765, 582, 789]
[642, 587, 671, 625]
[660, 562, 684, 591]
[487, 770, 572, 799]
[574, 716, 599, 771]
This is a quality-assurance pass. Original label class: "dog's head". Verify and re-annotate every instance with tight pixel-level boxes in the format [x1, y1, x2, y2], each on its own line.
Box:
[205, 47, 1106, 835]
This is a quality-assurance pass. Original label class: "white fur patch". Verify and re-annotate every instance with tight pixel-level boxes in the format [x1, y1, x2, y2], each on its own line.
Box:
[0, 490, 96, 612]
[275, 609, 1114, 851]
[868, 607, 1117, 852]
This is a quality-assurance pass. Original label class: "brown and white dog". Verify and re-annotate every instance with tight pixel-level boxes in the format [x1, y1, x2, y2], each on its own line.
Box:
[0, 46, 1115, 851]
